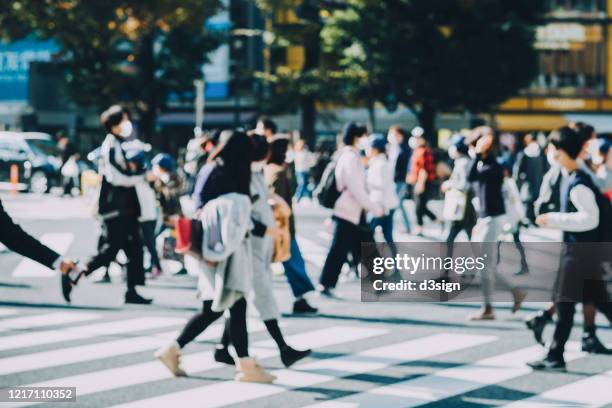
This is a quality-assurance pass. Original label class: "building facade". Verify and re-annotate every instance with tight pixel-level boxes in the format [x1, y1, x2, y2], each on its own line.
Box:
[495, 0, 612, 132]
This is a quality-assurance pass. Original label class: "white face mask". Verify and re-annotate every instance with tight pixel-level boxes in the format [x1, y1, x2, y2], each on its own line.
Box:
[408, 136, 418, 150]
[251, 161, 265, 172]
[119, 120, 133, 138]
[591, 154, 604, 166]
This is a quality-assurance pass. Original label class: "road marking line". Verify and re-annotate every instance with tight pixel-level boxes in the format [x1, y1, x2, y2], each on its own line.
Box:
[500, 368, 612, 408]
[109, 333, 496, 408]
[0, 317, 184, 351]
[6, 326, 387, 408]
[0, 308, 18, 317]
[304, 342, 587, 408]
[12, 233, 74, 277]
[0, 312, 101, 333]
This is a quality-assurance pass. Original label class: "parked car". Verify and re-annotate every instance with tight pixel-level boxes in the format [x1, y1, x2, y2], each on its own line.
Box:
[0, 131, 62, 194]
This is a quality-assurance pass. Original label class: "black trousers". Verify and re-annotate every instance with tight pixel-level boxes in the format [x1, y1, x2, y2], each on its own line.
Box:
[319, 217, 374, 289]
[87, 216, 144, 291]
[415, 183, 437, 226]
[177, 298, 248, 357]
[548, 302, 576, 361]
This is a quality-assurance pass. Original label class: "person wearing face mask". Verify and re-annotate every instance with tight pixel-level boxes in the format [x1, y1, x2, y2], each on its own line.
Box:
[407, 126, 440, 237]
[466, 126, 526, 320]
[318, 123, 384, 298]
[513, 133, 548, 225]
[151, 153, 184, 227]
[441, 134, 476, 258]
[61, 105, 153, 304]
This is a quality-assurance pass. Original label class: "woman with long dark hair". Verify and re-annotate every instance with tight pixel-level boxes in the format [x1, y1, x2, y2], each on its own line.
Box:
[155, 130, 276, 383]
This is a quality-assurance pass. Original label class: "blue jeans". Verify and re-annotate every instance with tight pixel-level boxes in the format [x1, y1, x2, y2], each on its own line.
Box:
[283, 238, 315, 298]
[294, 171, 311, 201]
[395, 182, 412, 231]
[370, 214, 397, 255]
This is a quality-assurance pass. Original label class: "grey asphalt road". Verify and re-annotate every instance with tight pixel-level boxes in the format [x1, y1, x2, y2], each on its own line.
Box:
[0, 193, 611, 408]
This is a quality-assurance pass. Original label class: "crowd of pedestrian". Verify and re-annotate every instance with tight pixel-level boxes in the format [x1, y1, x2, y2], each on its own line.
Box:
[1, 106, 611, 380]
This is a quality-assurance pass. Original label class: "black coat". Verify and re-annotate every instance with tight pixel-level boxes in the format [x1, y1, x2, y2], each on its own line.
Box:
[0, 199, 60, 269]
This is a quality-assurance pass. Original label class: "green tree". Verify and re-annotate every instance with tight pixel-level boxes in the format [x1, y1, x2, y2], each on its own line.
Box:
[255, 0, 337, 146]
[322, 0, 545, 145]
[0, 0, 222, 142]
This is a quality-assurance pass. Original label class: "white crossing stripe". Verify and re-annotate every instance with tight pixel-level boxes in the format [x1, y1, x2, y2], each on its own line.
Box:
[0, 308, 18, 317]
[0, 317, 184, 351]
[109, 333, 496, 408]
[297, 236, 327, 267]
[0, 312, 101, 333]
[6, 326, 387, 408]
[12, 233, 74, 277]
[304, 342, 587, 408]
[0, 331, 175, 376]
[501, 368, 612, 408]
[0, 318, 269, 376]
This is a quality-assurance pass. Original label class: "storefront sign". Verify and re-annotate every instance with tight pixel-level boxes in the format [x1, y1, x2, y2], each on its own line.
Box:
[0, 39, 58, 101]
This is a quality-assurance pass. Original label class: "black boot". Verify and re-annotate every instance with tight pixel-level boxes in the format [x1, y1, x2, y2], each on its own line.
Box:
[525, 311, 551, 345]
[61, 274, 73, 303]
[214, 346, 235, 365]
[527, 355, 566, 372]
[125, 290, 153, 305]
[293, 298, 318, 314]
[582, 333, 612, 354]
[280, 346, 311, 368]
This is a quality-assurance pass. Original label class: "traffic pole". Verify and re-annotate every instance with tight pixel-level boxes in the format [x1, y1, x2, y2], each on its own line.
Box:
[10, 164, 18, 195]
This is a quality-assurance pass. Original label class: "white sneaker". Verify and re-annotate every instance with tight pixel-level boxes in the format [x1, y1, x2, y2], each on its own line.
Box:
[155, 342, 187, 377]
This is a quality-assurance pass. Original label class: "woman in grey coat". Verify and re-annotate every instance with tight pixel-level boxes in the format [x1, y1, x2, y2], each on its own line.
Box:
[214, 134, 311, 369]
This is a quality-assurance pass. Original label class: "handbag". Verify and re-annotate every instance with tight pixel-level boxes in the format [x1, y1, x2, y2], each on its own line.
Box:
[442, 189, 467, 221]
[268, 193, 291, 263]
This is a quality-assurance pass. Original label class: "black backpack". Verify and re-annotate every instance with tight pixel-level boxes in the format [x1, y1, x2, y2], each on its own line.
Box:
[574, 171, 612, 242]
[314, 160, 341, 209]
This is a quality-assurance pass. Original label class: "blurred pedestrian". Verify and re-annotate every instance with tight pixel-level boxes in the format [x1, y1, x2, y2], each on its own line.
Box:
[366, 133, 398, 254]
[513, 133, 547, 225]
[266, 136, 318, 314]
[292, 138, 314, 202]
[467, 126, 526, 320]
[57, 133, 79, 196]
[441, 134, 475, 258]
[528, 126, 612, 371]
[318, 123, 383, 298]
[125, 147, 163, 279]
[64, 105, 152, 305]
[407, 127, 439, 236]
[387, 125, 412, 233]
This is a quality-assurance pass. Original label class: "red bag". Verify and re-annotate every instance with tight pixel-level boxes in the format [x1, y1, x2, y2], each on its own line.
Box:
[175, 217, 192, 254]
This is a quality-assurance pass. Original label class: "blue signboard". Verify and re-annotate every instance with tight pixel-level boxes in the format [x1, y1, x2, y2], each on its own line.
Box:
[203, 0, 230, 99]
[0, 39, 59, 102]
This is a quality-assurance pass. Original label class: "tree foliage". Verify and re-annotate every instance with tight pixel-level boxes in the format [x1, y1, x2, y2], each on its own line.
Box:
[0, 0, 222, 140]
[321, 0, 545, 142]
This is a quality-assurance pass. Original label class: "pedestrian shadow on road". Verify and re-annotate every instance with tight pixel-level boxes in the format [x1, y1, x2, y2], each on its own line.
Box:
[0, 300, 119, 311]
[0, 281, 32, 289]
[282, 312, 518, 331]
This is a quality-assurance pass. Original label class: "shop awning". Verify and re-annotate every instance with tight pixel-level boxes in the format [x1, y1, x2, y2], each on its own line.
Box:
[494, 114, 568, 132]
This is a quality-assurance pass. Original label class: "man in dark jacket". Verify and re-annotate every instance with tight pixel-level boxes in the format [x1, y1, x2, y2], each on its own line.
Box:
[0, 198, 77, 294]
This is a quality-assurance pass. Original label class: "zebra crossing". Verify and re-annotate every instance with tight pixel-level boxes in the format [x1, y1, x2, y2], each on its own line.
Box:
[0, 308, 611, 408]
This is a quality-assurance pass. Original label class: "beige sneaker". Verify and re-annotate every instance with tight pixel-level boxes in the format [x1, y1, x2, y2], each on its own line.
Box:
[155, 342, 187, 377]
[235, 357, 276, 383]
[469, 308, 496, 321]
